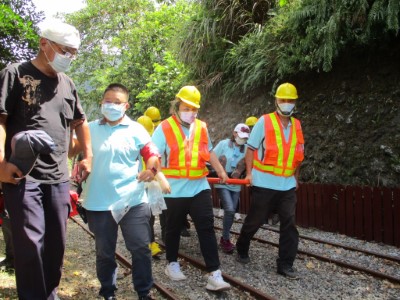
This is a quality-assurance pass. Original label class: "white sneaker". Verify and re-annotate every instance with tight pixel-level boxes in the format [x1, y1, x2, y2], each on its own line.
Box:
[165, 262, 187, 281]
[218, 209, 224, 217]
[234, 213, 242, 221]
[206, 269, 231, 291]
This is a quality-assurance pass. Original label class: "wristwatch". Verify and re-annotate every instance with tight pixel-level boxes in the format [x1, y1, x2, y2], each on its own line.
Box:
[149, 166, 158, 175]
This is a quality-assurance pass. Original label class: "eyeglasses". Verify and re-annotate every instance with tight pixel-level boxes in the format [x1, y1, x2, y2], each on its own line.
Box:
[48, 40, 78, 59]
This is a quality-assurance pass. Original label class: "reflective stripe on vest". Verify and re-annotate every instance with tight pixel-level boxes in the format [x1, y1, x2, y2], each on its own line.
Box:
[161, 116, 209, 179]
[253, 112, 304, 177]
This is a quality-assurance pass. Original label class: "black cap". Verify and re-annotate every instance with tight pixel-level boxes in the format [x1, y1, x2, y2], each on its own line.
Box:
[9, 130, 56, 176]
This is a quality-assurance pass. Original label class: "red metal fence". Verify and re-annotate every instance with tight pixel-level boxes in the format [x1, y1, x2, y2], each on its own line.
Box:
[211, 183, 400, 247]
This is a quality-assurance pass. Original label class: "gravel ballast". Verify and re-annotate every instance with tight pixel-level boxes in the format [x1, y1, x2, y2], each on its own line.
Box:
[2, 210, 400, 299]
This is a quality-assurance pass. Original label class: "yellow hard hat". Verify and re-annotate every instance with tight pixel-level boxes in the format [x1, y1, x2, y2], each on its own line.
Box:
[245, 116, 258, 127]
[275, 83, 298, 100]
[144, 106, 161, 126]
[176, 86, 201, 108]
[137, 115, 154, 135]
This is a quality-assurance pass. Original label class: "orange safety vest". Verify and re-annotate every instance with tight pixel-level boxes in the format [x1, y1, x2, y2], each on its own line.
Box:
[253, 112, 304, 177]
[161, 116, 210, 179]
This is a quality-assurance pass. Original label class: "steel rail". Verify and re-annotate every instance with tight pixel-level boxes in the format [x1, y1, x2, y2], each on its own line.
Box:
[260, 223, 400, 264]
[217, 216, 400, 264]
[158, 242, 277, 300]
[214, 225, 400, 284]
[69, 216, 180, 300]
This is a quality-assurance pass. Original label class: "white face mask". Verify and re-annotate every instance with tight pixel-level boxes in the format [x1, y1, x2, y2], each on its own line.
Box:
[101, 103, 126, 122]
[277, 103, 295, 116]
[179, 111, 197, 124]
[235, 136, 247, 145]
[45, 42, 73, 73]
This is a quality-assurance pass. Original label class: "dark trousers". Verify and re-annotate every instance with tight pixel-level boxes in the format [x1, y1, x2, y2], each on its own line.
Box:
[3, 180, 70, 300]
[150, 211, 167, 243]
[150, 214, 156, 243]
[236, 186, 299, 268]
[87, 204, 153, 298]
[1, 208, 14, 263]
[164, 190, 220, 272]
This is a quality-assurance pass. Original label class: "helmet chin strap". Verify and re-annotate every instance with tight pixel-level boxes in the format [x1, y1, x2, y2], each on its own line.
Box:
[173, 105, 191, 128]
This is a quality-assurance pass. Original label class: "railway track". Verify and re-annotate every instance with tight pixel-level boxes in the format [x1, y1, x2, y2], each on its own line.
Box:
[70, 216, 277, 299]
[69, 213, 400, 299]
[213, 224, 400, 284]
[214, 216, 400, 283]
[257, 222, 400, 264]
[70, 216, 179, 300]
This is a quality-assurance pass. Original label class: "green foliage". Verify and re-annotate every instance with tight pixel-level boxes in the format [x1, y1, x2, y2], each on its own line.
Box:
[66, 0, 193, 121]
[178, 0, 400, 99]
[179, 0, 276, 86]
[0, 0, 43, 68]
[136, 52, 189, 116]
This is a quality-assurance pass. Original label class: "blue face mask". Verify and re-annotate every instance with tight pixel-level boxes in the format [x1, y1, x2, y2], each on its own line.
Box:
[49, 52, 72, 73]
[46, 42, 73, 73]
[101, 103, 126, 122]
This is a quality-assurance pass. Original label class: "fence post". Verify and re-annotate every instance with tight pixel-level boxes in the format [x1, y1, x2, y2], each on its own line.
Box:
[353, 186, 363, 239]
[382, 187, 394, 245]
[314, 184, 323, 229]
[394, 188, 400, 247]
[363, 186, 373, 242]
[338, 186, 346, 234]
[345, 186, 355, 237]
[372, 188, 383, 243]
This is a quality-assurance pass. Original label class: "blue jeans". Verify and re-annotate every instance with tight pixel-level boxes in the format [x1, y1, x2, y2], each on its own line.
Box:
[216, 188, 240, 240]
[87, 203, 153, 298]
[3, 180, 70, 300]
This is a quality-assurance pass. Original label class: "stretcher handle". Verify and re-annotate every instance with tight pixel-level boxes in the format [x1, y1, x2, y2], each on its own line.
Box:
[207, 177, 250, 185]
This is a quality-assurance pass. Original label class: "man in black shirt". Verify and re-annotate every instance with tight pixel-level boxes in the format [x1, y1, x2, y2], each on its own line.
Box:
[0, 20, 92, 299]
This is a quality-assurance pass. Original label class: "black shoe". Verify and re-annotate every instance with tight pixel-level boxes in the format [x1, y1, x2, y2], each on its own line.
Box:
[104, 296, 116, 300]
[180, 227, 190, 237]
[0, 258, 14, 270]
[277, 266, 299, 280]
[236, 253, 250, 264]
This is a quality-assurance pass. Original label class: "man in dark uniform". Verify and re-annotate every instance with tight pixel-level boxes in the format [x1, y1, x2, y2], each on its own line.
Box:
[0, 20, 92, 299]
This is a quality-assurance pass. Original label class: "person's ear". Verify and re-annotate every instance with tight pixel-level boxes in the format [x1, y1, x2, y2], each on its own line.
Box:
[39, 38, 49, 51]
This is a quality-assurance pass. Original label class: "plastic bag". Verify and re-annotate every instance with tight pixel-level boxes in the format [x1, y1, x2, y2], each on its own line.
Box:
[147, 181, 167, 215]
[108, 181, 141, 223]
[155, 171, 171, 194]
[109, 198, 131, 224]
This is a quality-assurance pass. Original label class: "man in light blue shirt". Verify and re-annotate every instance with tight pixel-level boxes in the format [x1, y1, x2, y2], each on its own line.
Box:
[236, 83, 305, 280]
[71, 84, 164, 300]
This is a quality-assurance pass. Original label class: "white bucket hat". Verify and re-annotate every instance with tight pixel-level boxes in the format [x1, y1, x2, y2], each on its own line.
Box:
[39, 19, 81, 49]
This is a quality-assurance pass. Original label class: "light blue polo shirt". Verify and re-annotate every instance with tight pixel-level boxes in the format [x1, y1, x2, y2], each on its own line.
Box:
[248, 114, 297, 191]
[152, 119, 213, 198]
[213, 139, 246, 192]
[82, 116, 151, 210]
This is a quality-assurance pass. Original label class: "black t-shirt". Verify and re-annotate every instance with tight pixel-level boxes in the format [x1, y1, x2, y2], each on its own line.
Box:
[0, 61, 85, 183]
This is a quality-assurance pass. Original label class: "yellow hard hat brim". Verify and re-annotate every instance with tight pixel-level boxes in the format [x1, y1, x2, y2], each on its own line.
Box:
[180, 98, 200, 109]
